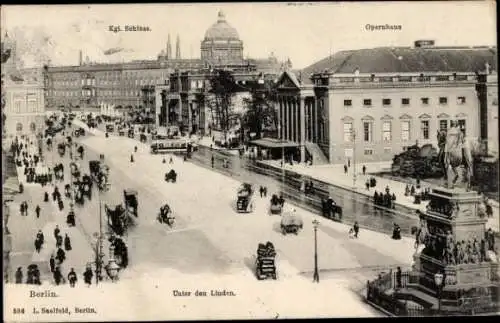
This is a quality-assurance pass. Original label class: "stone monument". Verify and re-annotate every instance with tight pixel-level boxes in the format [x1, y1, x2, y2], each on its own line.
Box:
[404, 123, 499, 314]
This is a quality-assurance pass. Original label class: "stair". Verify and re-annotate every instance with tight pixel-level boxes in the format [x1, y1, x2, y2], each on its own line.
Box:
[305, 142, 329, 165]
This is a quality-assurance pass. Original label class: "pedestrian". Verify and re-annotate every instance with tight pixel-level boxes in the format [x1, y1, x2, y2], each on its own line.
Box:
[20, 202, 25, 216]
[15, 267, 23, 284]
[64, 234, 72, 251]
[348, 158, 351, 168]
[19, 182, 24, 194]
[53, 266, 63, 285]
[56, 247, 66, 264]
[83, 266, 93, 287]
[162, 158, 166, 164]
[365, 179, 370, 191]
[67, 268, 77, 287]
[362, 165, 366, 175]
[49, 254, 56, 273]
[344, 164, 348, 174]
[263, 186, 267, 197]
[56, 235, 63, 248]
[35, 205, 41, 218]
[259, 186, 264, 198]
[353, 221, 360, 238]
[211, 155, 214, 168]
[54, 225, 60, 239]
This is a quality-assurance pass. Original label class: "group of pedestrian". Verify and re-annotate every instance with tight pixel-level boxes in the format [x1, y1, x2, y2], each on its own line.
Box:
[15, 265, 41, 285]
[259, 186, 268, 198]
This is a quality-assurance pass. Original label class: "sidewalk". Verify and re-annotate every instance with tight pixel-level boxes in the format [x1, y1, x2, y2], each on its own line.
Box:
[260, 159, 499, 233]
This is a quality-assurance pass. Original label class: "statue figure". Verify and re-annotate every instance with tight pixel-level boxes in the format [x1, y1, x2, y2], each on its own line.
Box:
[466, 240, 473, 264]
[480, 239, 487, 262]
[456, 242, 464, 264]
[437, 120, 473, 190]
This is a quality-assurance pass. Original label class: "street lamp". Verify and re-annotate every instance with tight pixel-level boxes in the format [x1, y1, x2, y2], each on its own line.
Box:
[351, 129, 357, 189]
[434, 272, 444, 315]
[312, 219, 320, 283]
[106, 244, 120, 282]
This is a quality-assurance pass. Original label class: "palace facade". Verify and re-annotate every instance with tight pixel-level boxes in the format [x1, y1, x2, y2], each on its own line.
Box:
[274, 41, 498, 164]
[43, 10, 288, 132]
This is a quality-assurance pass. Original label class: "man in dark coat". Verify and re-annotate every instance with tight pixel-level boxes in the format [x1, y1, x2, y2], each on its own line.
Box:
[54, 225, 60, 239]
[15, 267, 23, 284]
[67, 210, 76, 227]
[53, 266, 63, 285]
[64, 234, 72, 251]
[56, 247, 66, 264]
[49, 255, 56, 273]
[353, 221, 360, 238]
[44, 192, 49, 202]
[67, 268, 77, 287]
[35, 205, 41, 218]
[83, 267, 93, 286]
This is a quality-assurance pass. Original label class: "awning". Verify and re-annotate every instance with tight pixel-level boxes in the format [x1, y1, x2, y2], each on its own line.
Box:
[250, 138, 299, 149]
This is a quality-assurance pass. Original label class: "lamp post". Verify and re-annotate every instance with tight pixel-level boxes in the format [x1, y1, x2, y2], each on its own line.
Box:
[351, 129, 357, 189]
[106, 244, 120, 282]
[312, 219, 320, 283]
[434, 272, 444, 315]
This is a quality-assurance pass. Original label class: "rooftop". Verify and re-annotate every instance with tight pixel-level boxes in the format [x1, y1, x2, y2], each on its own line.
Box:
[301, 45, 498, 80]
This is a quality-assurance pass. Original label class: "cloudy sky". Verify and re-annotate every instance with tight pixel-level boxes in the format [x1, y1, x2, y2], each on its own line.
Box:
[1, 2, 496, 69]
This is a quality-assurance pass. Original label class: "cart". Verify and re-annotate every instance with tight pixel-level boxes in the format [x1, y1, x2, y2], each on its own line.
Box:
[236, 183, 254, 213]
[124, 189, 138, 217]
[157, 203, 175, 227]
[165, 169, 177, 183]
[269, 194, 283, 215]
[280, 212, 303, 235]
[255, 242, 277, 280]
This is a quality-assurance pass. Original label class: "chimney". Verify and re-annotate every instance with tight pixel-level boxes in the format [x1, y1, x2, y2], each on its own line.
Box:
[176, 34, 181, 59]
[79, 50, 83, 66]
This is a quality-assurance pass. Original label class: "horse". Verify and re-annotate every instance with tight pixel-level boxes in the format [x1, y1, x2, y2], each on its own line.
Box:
[437, 127, 473, 190]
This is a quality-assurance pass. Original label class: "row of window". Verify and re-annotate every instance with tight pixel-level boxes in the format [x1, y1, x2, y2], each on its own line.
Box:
[318, 74, 473, 86]
[343, 119, 466, 143]
[11, 101, 40, 114]
[343, 96, 466, 107]
[52, 90, 143, 97]
[52, 76, 167, 87]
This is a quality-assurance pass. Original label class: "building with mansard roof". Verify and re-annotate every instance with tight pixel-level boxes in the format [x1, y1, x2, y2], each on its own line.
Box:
[271, 41, 497, 164]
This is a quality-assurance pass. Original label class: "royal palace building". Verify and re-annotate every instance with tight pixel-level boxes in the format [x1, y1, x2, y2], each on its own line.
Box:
[274, 40, 498, 164]
[43, 11, 287, 134]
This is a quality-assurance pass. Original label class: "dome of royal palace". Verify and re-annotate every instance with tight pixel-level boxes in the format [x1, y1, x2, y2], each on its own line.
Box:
[204, 11, 240, 41]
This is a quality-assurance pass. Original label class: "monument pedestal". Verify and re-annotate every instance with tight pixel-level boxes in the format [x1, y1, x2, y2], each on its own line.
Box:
[403, 187, 500, 314]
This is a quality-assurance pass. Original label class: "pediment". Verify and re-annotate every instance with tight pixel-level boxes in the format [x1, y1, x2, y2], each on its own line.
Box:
[418, 113, 432, 119]
[380, 114, 393, 120]
[341, 116, 354, 122]
[437, 113, 450, 119]
[455, 112, 467, 118]
[361, 115, 374, 121]
[399, 113, 412, 120]
[276, 71, 301, 89]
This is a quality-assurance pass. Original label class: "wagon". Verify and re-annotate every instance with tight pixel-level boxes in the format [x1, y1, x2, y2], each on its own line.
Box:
[236, 183, 254, 213]
[280, 212, 303, 235]
[124, 189, 138, 217]
[255, 242, 277, 280]
[269, 194, 282, 215]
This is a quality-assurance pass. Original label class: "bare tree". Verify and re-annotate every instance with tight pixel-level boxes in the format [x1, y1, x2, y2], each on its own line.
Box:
[241, 79, 278, 141]
[207, 69, 238, 142]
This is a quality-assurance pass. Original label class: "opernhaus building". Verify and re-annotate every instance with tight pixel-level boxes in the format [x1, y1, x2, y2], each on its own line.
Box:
[272, 40, 497, 164]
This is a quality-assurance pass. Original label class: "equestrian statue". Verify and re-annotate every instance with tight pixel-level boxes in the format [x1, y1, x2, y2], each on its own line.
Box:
[437, 120, 473, 191]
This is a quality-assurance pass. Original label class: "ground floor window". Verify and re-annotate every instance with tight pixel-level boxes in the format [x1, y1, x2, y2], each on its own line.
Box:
[16, 122, 23, 132]
[420, 120, 429, 139]
[382, 121, 392, 142]
[439, 119, 448, 132]
[30, 122, 36, 132]
[401, 121, 411, 141]
[343, 122, 353, 142]
[364, 148, 374, 155]
[363, 122, 373, 142]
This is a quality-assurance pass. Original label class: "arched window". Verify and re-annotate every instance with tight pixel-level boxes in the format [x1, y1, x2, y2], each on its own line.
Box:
[16, 122, 23, 132]
[30, 122, 37, 132]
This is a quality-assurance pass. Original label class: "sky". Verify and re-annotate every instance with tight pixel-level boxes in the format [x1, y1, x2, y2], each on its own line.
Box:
[1, 2, 497, 69]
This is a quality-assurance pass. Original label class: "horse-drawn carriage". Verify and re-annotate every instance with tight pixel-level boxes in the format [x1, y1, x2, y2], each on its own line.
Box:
[236, 183, 254, 213]
[127, 128, 135, 138]
[280, 210, 304, 235]
[140, 133, 147, 143]
[89, 160, 109, 190]
[165, 169, 177, 183]
[255, 242, 277, 280]
[57, 143, 66, 157]
[53, 163, 64, 181]
[270, 194, 283, 215]
[73, 128, 85, 137]
[108, 235, 128, 268]
[124, 189, 138, 217]
[106, 191, 137, 237]
[321, 197, 343, 221]
[157, 203, 175, 226]
[70, 161, 81, 178]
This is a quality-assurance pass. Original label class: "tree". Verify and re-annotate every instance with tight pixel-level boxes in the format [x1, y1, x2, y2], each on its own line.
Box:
[207, 69, 238, 141]
[241, 80, 278, 141]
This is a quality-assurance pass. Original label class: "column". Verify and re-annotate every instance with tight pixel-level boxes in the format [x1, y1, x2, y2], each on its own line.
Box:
[314, 98, 319, 143]
[178, 98, 183, 123]
[300, 97, 306, 163]
[188, 100, 192, 134]
[291, 97, 295, 142]
[284, 97, 288, 141]
[277, 99, 281, 140]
